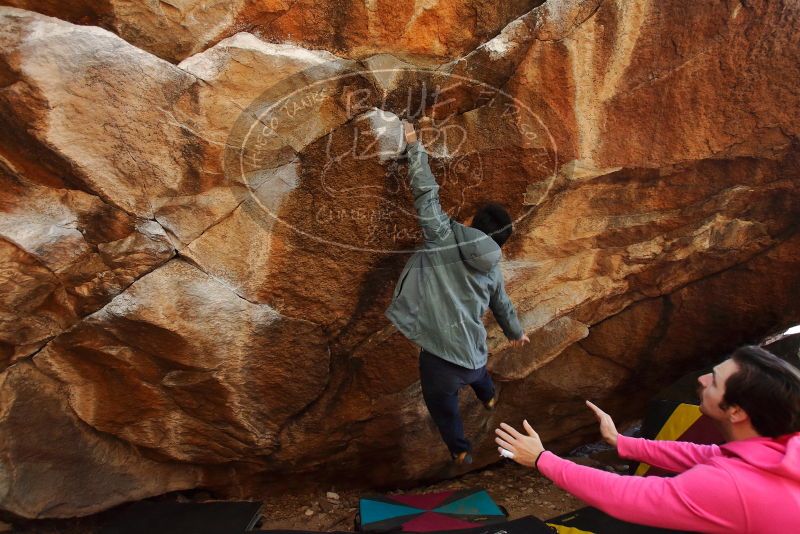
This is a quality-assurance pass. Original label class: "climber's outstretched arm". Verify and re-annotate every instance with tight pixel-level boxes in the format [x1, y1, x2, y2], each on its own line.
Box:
[402, 121, 451, 243]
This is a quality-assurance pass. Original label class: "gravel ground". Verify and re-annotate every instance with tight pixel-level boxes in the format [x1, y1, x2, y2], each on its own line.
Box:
[9, 449, 630, 533]
[254, 455, 629, 532]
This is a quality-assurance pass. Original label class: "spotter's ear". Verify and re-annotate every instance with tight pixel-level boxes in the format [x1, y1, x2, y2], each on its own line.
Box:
[728, 404, 750, 424]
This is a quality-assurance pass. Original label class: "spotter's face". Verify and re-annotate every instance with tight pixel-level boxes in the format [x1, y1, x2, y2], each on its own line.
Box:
[697, 358, 739, 420]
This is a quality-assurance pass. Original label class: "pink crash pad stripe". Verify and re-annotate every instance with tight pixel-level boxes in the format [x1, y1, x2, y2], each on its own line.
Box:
[390, 491, 455, 510]
[401, 511, 478, 532]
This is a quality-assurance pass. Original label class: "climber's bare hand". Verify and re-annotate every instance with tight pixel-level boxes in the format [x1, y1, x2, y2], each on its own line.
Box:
[510, 333, 530, 348]
[402, 120, 417, 144]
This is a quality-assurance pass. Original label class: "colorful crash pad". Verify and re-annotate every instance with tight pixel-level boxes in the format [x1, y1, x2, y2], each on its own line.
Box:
[357, 489, 506, 532]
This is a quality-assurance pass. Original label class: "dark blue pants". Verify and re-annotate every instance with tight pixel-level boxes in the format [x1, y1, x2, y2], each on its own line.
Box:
[419, 349, 495, 455]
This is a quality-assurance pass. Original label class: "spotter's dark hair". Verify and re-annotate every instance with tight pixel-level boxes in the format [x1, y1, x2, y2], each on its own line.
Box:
[721, 345, 800, 437]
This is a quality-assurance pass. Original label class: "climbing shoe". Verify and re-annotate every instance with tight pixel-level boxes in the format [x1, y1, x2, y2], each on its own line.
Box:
[453, 451, 473, 465]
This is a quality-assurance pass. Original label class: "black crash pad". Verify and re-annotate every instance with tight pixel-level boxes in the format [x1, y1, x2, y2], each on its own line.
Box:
[99, 500, 263, 534]
[255, 515, 553, 534]
[547, 506, 688, 533]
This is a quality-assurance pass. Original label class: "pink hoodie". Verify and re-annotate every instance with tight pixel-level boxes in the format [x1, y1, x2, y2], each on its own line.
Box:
[538, 433, 800, 533]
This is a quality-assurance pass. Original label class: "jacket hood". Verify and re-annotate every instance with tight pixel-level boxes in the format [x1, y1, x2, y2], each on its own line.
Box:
[722, 432, 800, 482]
[451, 222, 501, 273]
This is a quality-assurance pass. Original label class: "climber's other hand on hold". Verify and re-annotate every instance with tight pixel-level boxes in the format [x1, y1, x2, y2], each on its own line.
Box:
[510, 333, 530, 348]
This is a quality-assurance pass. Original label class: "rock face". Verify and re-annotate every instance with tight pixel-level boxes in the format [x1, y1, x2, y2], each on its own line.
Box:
[0, 0, 546, 63]
[0, 166, 174, 368]
[1, 0, 800, 519]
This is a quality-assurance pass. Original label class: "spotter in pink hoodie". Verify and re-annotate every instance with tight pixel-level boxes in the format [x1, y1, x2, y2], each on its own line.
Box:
[538, 433, 800, 533]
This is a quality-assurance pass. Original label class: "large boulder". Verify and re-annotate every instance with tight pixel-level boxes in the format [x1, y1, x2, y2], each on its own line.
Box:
[1, 0, 800, 518]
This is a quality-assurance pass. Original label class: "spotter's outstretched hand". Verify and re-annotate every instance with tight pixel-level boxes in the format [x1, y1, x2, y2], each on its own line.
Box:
[585, 400, 619, 448]
[495, 420, 545, 469]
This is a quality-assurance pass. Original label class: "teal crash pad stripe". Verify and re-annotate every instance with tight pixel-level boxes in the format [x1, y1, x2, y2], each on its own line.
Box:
[361, 499, 423, 524]
[435, 491, 503, 516]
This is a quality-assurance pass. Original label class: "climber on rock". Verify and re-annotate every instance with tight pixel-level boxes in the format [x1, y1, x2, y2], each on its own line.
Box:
[385, 119, 530, 466]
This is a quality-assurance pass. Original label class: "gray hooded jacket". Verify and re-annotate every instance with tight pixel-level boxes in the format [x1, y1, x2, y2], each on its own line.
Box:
[385, 141, 524, 369]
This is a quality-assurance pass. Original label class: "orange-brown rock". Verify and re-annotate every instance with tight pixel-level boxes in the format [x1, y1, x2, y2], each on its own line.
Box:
[0, 164, 173, 368]
[0, 361, 210, 518]
[0, 7, 237, 245]
[33, 259, 331, 464]
[1, 0, 800, 520]
[0, 0, 546, 63]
